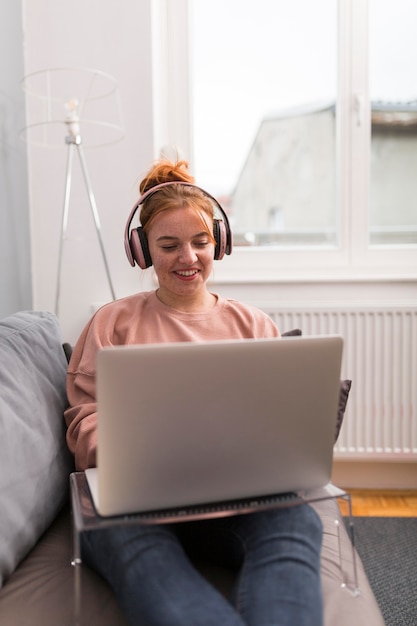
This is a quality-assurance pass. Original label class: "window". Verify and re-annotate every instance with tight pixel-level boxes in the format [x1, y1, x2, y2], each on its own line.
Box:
[369, 0, 417, 247]
[189, 0, 338, 248]
[154, 0, 417, 278]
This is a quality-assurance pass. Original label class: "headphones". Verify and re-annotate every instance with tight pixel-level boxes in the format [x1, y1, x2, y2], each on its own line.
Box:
[124, 181, 233, 269]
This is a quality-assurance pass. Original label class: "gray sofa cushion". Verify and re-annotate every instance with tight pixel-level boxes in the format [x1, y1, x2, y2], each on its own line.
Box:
[0, 311, 73, 587]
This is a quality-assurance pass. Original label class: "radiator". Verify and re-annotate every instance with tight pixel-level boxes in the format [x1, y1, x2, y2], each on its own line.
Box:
[264, 307, 417, 460]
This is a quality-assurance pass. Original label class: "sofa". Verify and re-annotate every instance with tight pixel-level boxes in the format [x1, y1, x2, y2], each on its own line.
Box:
[0, 310, 385, 625]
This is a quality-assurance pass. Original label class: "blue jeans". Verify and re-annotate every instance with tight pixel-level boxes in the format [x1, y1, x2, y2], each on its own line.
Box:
[82, 504, 323, 626]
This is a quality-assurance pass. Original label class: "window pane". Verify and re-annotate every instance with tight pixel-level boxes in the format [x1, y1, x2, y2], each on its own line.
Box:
[189, 0, 337, 247]
[369, 0, 417, 246]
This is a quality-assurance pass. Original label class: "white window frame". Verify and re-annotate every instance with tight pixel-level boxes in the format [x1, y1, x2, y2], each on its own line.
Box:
[152, 0, 417, 282]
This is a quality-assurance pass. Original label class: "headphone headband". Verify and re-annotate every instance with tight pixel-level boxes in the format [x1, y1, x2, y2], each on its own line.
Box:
[124, 181, 233, 268]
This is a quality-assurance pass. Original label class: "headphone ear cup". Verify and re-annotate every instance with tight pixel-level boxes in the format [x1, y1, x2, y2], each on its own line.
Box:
[213, 219, 227, 260]
[130, 227, 153, 269]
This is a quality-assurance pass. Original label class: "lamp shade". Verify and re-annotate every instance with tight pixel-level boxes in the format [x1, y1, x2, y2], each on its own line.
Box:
[20, 66, 125, 148]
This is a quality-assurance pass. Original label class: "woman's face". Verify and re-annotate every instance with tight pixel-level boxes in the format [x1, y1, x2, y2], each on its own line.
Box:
[147, 205, 215, 309]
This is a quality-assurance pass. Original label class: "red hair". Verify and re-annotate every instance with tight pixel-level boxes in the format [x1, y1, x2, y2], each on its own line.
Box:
[139, 159, 194, 194]
[138, 160, 215, 244]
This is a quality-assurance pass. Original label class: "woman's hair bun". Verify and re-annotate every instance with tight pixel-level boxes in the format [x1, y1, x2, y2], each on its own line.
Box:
[140, 159, 194, 194]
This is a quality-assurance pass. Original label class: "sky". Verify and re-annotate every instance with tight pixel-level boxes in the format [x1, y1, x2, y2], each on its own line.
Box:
[189, 0, 417, 196]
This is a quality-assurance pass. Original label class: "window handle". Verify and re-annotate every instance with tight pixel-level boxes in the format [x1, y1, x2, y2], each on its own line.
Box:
[353, 93, 365, 127]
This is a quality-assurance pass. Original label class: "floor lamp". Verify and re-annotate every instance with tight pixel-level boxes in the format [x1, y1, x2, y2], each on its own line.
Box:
[20, 67, 125, 315]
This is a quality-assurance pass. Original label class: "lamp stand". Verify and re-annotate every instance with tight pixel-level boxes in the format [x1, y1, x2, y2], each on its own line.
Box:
[55, 133, 116, 315]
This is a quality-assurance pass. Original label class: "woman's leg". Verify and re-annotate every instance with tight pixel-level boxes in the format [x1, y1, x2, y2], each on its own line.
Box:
[178, 504, 323, 626]
[228, 504, 323, 626]
[82, 522, 245, 626]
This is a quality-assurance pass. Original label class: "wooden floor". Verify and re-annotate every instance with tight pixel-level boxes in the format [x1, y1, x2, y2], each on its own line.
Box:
[338, 489, 417, 517]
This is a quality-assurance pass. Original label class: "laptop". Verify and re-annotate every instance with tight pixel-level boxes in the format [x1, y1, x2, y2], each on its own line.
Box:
[85, 335, 343, 520]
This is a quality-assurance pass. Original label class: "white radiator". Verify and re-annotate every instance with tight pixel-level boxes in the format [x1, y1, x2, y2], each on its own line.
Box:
[265, 307, 417, 460]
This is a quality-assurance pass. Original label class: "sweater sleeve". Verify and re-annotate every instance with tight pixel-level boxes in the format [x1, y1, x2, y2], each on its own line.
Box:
[64, 317, 104, 470]
[65, 373, 98, 470]
[64, 294, 150, 470]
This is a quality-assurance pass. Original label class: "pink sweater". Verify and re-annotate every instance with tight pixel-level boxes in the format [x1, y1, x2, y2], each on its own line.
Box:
[65, 291, 280, 470]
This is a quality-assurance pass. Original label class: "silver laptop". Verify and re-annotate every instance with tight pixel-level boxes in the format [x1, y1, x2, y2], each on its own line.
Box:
[85, 335, 343, 519]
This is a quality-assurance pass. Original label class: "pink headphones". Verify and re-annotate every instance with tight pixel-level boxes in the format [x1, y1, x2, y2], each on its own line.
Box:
[124, 181, 233, 269]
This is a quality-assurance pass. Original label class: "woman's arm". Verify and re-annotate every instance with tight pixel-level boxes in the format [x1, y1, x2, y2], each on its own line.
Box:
[65, 369, 98, 470]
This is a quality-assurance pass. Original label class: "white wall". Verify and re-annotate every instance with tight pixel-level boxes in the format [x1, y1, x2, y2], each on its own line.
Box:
[22, 0, 156, 343]
[0, 0, 32, 317]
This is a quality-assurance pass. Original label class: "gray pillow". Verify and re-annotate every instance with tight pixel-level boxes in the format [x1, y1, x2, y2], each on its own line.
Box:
[0, 311, 73, 587]
[336, 379, 352, 443]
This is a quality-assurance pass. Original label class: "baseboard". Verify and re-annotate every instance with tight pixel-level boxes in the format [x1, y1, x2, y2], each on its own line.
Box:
[332, 460, 417, 490]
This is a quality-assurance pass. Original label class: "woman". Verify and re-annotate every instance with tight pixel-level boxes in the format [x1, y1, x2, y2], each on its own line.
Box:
[65, 159, 323, 626]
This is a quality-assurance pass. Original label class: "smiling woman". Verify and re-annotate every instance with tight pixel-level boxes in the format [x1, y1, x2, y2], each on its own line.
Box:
[125, 161, 231, 311]
[147, 204, 217, 311]
[61, 158, 339, 626]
